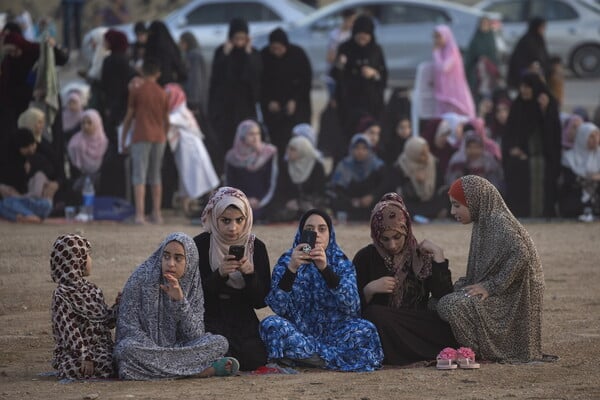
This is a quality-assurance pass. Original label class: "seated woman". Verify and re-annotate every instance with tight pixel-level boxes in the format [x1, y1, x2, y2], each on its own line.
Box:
[354, 193, 457, 365]
[224, 120, 278, 220]
[420, 113, 468, 176]
[114, 232, 238, 380]
[445, 130, 504, 193]
[389, 136, 448, 220]
[67, 109, 108, 191]
[329, 134, 386, 221]
[61, 90, 84, 142]
[559, 122, 600, 220]
[437, 175, 545, 362]
[275, 136, 327, 221]
[193, 187, 271, 371]
[260, 209, 383, 371]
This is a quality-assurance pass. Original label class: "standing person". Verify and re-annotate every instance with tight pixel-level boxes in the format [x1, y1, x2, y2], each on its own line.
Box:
[438, 175, 545, 362]
[120, 59, 169, 224]
[179, 31, 208, 117]
[325, 8, 356, 102]
[102, 0, 130, 26]
[354, 193, 457, 365]
[336, 14, 387, 140]
[259, 28, 312, 155]
[144, 20, 187, 86]
[260, 209, 384, 371]
[114, 232, 238, 380]
[224, 120, 278, 220]
[464, 17, 501, 103]
[130, 21, 147, 71]
[61, 0, 85, 50]
[50, 234, 118, 379]
[507, 17, 550, 89]
[193, 187, 271, 371]
[432, 25, 475, 118]
[209, 18, 262, 150]
[502, 72, 562, 217]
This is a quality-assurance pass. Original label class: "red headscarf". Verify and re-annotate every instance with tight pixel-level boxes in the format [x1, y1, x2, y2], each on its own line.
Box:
[448, 178, 467, 206]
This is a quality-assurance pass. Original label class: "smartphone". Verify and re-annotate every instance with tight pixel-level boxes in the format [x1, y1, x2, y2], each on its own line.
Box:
[228, 245, 245, 261]
[300, 230, 317, 250]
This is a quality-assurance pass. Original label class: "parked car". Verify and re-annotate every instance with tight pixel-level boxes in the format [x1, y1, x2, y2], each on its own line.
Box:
[82, 0, 313, 66]
[253, 0, 504, 86]
[474, 0, 600, 78]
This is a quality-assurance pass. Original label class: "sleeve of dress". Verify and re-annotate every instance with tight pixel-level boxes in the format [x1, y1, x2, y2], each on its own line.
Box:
[242, 239, 271, 309]
[426, 259, 453, 299]
[172, 294, 206, 340]
[433, 50, 455, 73]
[352, 247, 371, 309]
[265, 253, 296, 317]
[329, 258, 361, 316]
[479, 241, 529, 297]
[258, 156, 279, 208]
[116, 282, 154, 346]
[53, 295, 90, 361]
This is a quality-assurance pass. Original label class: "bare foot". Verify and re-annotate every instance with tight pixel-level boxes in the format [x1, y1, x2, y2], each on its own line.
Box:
[195, 366, 216, 378]
[134, 216, 146, 225]
[150, 214, 164, 225]
[16, 214, 42, 223]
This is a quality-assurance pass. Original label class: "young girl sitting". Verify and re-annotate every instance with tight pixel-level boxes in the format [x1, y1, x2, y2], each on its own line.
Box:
[50, 234, 119, 379]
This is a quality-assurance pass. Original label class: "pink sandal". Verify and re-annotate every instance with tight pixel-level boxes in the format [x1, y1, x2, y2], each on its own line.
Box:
[456, 347, 480, 369]
[436, 347, 458, 370]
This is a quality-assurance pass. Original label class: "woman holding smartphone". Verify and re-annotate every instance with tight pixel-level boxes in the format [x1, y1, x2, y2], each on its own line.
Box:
[193, 186, 271, 371]
[260, 209, 384, 371]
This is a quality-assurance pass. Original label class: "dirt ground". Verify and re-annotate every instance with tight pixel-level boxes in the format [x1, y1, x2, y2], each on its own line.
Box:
[0, 216, 599, 400]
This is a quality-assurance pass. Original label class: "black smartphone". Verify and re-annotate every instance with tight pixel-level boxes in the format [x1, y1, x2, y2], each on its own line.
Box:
[228, 245, 245, 261]
[300, 230, 317, 251]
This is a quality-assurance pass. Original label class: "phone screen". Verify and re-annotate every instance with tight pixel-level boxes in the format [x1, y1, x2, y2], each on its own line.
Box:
[300, 230, 317, 248]
[228, 245, 245, 261]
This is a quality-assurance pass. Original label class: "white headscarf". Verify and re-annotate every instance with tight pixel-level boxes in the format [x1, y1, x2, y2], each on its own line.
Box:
[287, 136, 320, 184]
[562, 122, 600, 177]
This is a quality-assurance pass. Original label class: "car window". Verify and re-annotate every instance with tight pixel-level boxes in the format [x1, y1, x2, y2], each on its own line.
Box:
[530, 0, 578, 21]
[380, 4, 450, 24]
[484, 1, 527, 22]
[186, 2, 281, 25]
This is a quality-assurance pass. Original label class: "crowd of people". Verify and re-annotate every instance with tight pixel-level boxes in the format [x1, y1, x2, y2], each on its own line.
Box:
[1, 9, 600, 224]
[50, 179, 550, 380]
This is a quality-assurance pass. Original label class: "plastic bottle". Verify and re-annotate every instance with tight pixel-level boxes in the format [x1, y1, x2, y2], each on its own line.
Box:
[81, 176, 95, 222]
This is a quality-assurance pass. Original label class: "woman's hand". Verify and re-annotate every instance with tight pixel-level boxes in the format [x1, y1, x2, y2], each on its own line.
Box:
[463, 283, 489, 300]
[367, 276, 397, 295]
[160, 273, 184, 301]
[114, 291, 122, 306]
[237, 256, 254, 275]
[361, 65, 379, 80]
[309, 244, 327, 271]
[288, 244, 312, 273]
[220, 255, 241, 277]
[419, 239, 445, 262]
[81, 360, 94, 377]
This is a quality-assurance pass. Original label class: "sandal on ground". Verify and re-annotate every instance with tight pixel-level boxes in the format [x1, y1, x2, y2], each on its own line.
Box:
[456, 347, 480, 369]
[211, 357, 240, 376]
[436, 347, 458, 370]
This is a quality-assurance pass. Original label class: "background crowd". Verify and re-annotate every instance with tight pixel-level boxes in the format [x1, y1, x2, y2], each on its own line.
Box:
[1, 5, 600, 224]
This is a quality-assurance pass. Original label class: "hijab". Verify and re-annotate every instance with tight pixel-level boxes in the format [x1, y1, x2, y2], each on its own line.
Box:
[104, 29, 129, 54]
[201, 187, 256, 289]
[370, 193, 432, 308]
[562, 122, 600, 178]
[17, 107, 45, 142]
[87, 27, 109, 80]
[397, 136, 437, 201]
[50, 234, 111, 322]
[225, 120, 277, 171]
[228, 18, 249, 39]
[287, 136, 320, 184]
[67, 109, 108, 174]
[61, 91, 84, 132]
[331, 133, 384, 188]
[292, 123, 317, 146]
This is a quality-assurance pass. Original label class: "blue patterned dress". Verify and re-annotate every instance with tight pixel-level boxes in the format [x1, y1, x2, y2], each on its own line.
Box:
[260, 224, 383, 372]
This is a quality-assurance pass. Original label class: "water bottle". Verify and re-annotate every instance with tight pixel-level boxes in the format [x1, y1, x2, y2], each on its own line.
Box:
[81, 176, 95, 222]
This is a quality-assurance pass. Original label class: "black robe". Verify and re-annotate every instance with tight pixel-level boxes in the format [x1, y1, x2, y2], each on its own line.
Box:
[193, 232, 271, 371]
[209, 46, 262, 150]
[507, 30, 550, 88]
[0, 137, 30, 194]
[260, 43, 312, 154]
[354, 245, 457, 365]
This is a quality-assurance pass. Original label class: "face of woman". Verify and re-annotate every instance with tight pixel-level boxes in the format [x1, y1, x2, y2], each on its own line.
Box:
[217, 206, 246, 242]
[433, 31, 444, 48]
[418, 144, 430, 163]
[587, 130, 600, 150]
[269, 42, 287, 58]
[379, 229, 406, 255]
[81, 116, 94, 135]
[465, 141, 483, 161]
[352, 142, 370, 162]
[161, 241, 186, 279]
[396, 119, 411, 138]
[83, 254, 92, 276]
[67, 98, 80, 112]
[231, 32, 249, 48]
[365, 125, 381, 147]
[354, 32, 372, 47]
[495, 103, 509, 124]
[519, 83, 533, 100]
[244, 127, 261, 149]
[450, 196, 472, 224]
[286, 145, 299, 161]
[303, 214, 329, 250]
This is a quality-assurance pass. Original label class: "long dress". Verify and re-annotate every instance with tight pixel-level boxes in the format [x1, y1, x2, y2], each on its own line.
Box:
[114, 232, 228, 380]
[437, 175, 545, 362]
[193, 232, 270, 371]
[354, 245, 457, 365]
[260, 220, 383, 372]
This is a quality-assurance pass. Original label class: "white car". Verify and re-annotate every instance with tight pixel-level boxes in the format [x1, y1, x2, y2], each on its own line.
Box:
[474, 0, 600, 77]
[82, 0, 313, 65]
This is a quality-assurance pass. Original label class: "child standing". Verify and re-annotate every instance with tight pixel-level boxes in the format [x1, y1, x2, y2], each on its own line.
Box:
[121, 59, 169, 224]
[50, 234, 119, 379]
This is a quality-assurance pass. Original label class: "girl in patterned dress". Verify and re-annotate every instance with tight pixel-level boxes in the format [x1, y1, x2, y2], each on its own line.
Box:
[50, 234, 118, 379]
[260, 209, 384, 371]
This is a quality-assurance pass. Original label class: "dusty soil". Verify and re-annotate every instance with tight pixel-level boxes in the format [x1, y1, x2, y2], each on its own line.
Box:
[0, 216, 599, 400]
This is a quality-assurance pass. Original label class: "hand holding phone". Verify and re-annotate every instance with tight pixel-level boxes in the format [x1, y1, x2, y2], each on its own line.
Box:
[300, 230, 317, 255]
[228, 245, 245, 261]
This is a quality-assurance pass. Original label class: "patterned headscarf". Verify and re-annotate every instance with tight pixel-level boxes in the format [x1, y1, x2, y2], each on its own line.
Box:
[201, 187, 255, 289]
[116, 232, 204, 347]
[50, 234, 110, 322]
[396, 136, 437, 201]
[225, 120, 277, 171]
[370, 193, 432, 308]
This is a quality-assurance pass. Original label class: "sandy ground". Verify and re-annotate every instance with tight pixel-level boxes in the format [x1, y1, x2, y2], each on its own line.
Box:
[0, 216, 599, 400]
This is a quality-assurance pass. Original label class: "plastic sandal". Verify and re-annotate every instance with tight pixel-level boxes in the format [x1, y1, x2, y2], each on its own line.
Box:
[212, 357, 240, 376]
[436, 347, 458, 370]
[456, 347, 480, 369]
